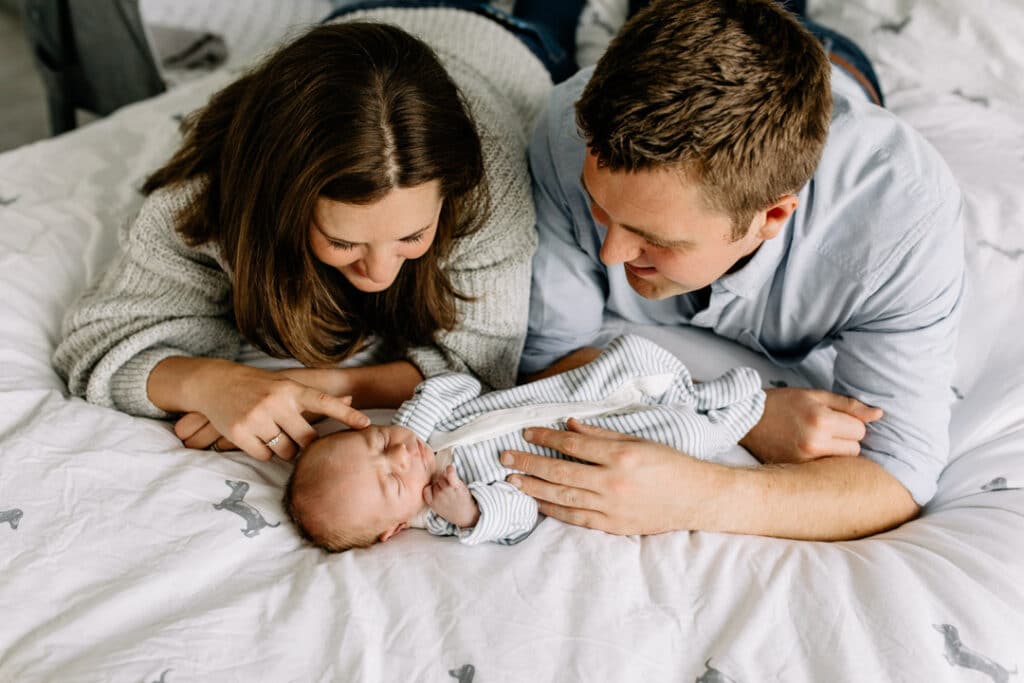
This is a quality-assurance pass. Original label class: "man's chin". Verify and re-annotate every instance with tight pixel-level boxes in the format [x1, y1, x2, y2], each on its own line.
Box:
[625, 270, 687, 300]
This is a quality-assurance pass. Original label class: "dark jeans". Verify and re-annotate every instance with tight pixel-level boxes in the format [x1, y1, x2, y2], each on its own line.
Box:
[323, 1, 580, 82]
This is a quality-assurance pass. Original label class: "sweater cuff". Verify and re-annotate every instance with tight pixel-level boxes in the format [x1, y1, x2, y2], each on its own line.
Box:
[406, 345, 457, 381]
[108, 347, 184, 419]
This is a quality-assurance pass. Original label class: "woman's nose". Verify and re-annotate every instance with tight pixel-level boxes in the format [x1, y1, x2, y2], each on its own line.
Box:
[362, 248, 400, 284]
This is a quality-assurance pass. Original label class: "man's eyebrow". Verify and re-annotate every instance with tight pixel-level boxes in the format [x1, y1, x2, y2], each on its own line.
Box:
[579, 172, 693, 249]
[313, 220, 432, 245]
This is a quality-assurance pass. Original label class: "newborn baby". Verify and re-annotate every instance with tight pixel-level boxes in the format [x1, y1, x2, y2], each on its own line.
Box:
[284, 335, 765, 551]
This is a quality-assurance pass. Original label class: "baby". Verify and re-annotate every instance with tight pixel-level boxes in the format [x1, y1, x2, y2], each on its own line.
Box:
[284, 335, 765, 551]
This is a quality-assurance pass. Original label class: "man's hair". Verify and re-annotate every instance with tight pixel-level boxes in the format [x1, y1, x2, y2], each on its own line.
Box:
[576, 0, 832, 238]
[283, 446, 379, 553]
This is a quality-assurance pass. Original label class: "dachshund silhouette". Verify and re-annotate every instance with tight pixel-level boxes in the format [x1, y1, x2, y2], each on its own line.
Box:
[696, 659, 737, 683]
[0, 508, 23, 530]
[934, 624, 1017, 683]
[982, 477, 1010, 492]
[449, 664, 474, 683]
[213, 480, 280, 537]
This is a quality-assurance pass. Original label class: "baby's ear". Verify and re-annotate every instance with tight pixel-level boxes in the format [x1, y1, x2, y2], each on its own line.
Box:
[378, 521, 410, 543]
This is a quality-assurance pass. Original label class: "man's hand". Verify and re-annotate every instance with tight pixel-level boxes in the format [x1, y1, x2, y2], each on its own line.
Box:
[424, 465, 480, 528]
[740, 387, 883, 464]
[503, 418, 918, 540]
[500, 419, 717, 535]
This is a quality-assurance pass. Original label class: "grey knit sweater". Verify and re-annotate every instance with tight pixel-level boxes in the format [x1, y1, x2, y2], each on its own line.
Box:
[52, 8, 552, 418]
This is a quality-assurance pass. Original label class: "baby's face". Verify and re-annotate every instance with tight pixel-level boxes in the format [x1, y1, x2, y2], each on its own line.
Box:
[311, 425, 437, 540]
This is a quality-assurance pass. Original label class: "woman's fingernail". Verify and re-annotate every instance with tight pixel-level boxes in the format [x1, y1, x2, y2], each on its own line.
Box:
[500, 451, 513, 465]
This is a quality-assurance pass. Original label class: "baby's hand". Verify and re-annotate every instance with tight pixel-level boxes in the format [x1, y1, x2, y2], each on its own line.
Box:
[423, 465, 480, 529]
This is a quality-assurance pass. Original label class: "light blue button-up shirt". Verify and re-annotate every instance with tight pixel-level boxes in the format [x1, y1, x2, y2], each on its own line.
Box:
[521, 66, 966, 506]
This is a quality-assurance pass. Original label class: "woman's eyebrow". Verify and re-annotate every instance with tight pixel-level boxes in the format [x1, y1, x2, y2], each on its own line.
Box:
[313, 220, 431, 245]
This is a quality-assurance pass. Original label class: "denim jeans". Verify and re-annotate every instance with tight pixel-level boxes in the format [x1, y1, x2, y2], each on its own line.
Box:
[323, 0, 579, 82]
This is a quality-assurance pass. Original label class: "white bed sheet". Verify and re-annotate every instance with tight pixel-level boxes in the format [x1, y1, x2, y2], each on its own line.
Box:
[1, 1, 1023, 681]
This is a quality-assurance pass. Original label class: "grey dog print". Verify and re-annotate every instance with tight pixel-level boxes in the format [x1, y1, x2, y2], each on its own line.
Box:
[213, 480, 280, 537]
[695, 659, 737, 683]
[1, 508, 23, 529]
[934, 624, 1017, 683]
[449, 664, 474, 682]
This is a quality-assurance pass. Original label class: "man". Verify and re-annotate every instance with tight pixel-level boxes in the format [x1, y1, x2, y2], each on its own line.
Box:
[510, 0, 965, 541]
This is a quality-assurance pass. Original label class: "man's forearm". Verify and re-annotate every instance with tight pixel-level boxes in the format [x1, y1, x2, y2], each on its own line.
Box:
[694, 456, 920, 541]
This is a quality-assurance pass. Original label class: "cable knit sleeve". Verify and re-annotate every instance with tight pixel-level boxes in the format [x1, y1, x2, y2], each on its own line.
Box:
[52, 181, 241, 418]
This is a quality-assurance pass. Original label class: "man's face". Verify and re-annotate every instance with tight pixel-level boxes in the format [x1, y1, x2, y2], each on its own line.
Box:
[581, 152, 776, 300]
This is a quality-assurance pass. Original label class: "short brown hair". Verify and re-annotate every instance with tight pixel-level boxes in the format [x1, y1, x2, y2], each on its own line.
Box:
[283, 443, 379, 553]
[576, 0, 832, 237]
[143, 22, 489, 365]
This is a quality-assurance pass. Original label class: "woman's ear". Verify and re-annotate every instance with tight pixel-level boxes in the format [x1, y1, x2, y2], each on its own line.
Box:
[378, 521, 410, 543]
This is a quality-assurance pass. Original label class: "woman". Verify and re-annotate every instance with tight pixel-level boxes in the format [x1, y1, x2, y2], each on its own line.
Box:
[53, 7, 554, 462]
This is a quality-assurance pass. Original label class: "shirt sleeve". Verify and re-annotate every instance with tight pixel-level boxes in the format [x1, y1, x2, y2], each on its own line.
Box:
[830, 192, 966, 506]
[456, 481, 538, 546]
[519, 72, 609, 375]
[52, 183, 240, 418]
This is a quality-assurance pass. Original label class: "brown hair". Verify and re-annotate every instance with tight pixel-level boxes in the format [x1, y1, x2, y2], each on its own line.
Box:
[143, 22, 489, 364]
[576, 0, 832, 238]
[283, 444, 379, 553]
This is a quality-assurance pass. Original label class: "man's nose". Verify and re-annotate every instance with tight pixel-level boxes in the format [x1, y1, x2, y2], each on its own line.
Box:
[599, 224, 642, 266]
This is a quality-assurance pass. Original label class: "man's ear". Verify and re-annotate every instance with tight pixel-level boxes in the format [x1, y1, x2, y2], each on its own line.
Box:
[757, 194, 799, 241]
[378, 521, 409, 543]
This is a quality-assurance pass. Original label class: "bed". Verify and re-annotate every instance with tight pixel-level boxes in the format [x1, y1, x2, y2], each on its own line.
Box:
[1, 0, 1022, 680]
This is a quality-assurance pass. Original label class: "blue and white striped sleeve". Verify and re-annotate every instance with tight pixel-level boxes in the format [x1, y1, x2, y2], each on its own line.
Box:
[458, 482, 538, 546]
[393, 373, 484, 440]
[423, 482, 537, 546]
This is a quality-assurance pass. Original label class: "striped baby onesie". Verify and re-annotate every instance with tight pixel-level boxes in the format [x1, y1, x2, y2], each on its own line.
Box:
[393, 335, 765, 545]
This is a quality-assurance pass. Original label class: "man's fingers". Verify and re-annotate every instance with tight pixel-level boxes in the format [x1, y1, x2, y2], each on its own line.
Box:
[300, 389, 371, 429]
[824, 393, 883, 422]
[174, 412, 210, 441]
[536, 501, 609, 532]
[825, 410, 869, 441]
[182, 421, 221, 450]
[565, 418, 643, 442]
[521, 427, 618, 465]
[825, 438, 862, 457]
[508, 474, 602, 511]
[502, 449, 603, 489]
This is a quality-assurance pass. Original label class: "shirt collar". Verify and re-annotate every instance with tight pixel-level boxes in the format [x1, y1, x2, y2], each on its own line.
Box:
[715, 213, 793, 299]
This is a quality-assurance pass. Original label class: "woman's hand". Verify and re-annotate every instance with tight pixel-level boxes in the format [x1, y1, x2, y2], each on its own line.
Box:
[168, 360, 369, 461]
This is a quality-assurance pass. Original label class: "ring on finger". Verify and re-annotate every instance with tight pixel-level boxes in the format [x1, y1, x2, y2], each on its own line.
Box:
[210, 442, 224, 453]
[264, 431, 285, 449]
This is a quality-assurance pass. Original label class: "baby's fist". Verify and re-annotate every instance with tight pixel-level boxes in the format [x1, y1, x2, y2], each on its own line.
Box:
[424, 465, 480, 528]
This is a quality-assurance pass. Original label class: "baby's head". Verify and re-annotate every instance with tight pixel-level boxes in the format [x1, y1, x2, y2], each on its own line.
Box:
[284, 425, 436, 552]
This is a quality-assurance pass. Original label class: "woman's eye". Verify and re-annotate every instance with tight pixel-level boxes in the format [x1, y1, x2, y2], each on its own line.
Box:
[328, 240, 356, 251]
[401, 233, 425, 245]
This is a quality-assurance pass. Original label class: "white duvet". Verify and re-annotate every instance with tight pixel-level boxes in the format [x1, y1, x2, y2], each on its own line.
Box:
[1, 1, 1023, 681]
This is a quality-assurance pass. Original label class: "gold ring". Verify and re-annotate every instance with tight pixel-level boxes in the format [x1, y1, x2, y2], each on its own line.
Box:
[210, 442, 223, 453]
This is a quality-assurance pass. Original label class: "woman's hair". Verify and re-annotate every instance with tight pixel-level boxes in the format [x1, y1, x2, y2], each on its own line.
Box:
[576, 0, 832, 238]
[143, 22, 489, 364]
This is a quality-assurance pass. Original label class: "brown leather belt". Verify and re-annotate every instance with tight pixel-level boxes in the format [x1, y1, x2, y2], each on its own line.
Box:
[829, 51, 883, 107]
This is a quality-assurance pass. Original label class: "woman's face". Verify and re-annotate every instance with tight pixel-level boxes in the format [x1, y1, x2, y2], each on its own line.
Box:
[310, 181, 444, 293]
